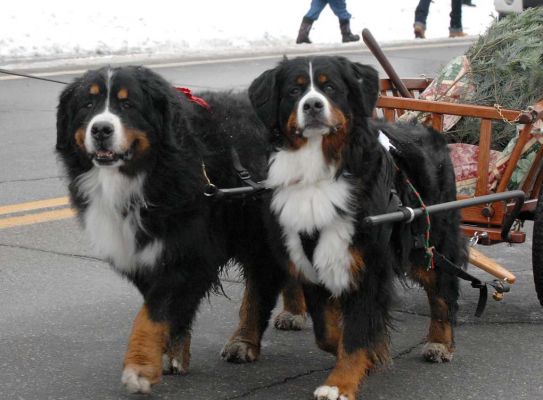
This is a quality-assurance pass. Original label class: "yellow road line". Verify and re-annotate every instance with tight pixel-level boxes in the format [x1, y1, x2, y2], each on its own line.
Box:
[0, 208, 75, 229]
[0, 197, 69, 216]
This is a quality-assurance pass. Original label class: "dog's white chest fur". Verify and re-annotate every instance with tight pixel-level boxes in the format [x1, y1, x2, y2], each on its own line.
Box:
[75, 168, 163, 274]
[267, 137, 355, 296]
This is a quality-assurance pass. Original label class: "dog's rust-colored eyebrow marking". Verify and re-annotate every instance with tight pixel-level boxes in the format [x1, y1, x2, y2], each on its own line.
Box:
[117, 88, 129, 100]
[89, 84, 100, 95]
[296, 75, 307, 86]
[318, 74, 328, 84]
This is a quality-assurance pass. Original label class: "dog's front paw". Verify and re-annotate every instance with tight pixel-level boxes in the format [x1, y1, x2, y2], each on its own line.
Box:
[274, 310, 307, 330]
[221, 338, 260, 363]
[121, 365, 159, 394]
[422, 342, 454, 363]
[162, 354, 189, 375]
[162, 336, 191, 375]
[314, 385, 350, 400]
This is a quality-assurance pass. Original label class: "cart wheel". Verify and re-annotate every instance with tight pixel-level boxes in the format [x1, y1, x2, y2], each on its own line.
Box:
[532, 190, 543, 306]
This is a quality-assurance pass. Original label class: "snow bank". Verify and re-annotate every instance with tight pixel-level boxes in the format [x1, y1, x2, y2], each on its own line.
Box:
[0, 0, 497, 62]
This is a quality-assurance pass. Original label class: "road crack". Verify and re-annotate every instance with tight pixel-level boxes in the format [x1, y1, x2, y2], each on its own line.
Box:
[221, 366, 333, 400]
[221, 339, 425, 399]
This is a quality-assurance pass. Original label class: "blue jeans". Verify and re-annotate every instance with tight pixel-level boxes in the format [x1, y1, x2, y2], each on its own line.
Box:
[414, 0, 462, 31]
[304, 0, 352, 21]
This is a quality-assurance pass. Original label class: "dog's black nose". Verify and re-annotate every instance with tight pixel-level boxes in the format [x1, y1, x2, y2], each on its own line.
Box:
[90, 121, 114, 140]
[302, 97, 324, 115]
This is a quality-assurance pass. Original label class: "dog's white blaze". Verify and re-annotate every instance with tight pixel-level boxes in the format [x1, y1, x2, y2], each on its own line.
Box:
[75, 167, 163, 274]
[84, 69, 126, 162]
[296, 61, 332, 137]
[267, 136, 355, 294]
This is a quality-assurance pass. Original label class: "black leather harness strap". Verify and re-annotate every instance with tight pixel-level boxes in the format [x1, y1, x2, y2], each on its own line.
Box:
[230, 147, 262, 190]
[202, 147, 269, 199]
[432, 249, 510, 317]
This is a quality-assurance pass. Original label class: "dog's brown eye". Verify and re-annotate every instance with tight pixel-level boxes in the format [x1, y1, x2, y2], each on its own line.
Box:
[120, 100, 132, 110]
[84, 102, 93, 109]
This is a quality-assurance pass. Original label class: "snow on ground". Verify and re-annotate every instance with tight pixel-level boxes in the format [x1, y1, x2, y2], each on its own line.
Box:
[0, 1, 497, 64]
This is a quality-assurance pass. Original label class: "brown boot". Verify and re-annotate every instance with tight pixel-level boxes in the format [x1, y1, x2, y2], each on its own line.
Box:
[339, 19, 360, 43]
[449, 30, 468, 38]
[414, 22, 426, 39]
[296, 17, 313, 44]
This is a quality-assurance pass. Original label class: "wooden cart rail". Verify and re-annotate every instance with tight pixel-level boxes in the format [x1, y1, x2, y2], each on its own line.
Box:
[376, 78, 543, 244]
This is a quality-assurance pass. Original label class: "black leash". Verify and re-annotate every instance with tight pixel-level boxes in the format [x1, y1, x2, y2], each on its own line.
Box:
[0, 68, 69, 85]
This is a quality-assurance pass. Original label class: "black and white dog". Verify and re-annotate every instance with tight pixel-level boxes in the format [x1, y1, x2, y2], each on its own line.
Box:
[55, 66, 288, 394]
[248, 56, 467, 400]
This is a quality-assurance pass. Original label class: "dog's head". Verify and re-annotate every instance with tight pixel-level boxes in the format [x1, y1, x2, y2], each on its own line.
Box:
[248, 56, 379, 156]
[56, 66, 175, 172]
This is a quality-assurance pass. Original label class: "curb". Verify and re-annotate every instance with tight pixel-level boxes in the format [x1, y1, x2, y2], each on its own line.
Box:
[0, 36, 477, 77]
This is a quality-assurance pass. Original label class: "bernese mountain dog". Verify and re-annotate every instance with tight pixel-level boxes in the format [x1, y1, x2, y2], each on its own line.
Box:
[248, 56, 468, 400]
[55, 66, 289, 394]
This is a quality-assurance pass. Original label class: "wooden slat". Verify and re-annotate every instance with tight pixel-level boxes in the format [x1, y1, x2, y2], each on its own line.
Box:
[519, 198, 538, 214]
[475, 119, 492, 196]
[460, 225, 526, 244]
[460, 202, 505, 226]
[522, 144, 543, 196]
[377, 96, 533, 123]
[379, 78, 431, 92]
[383, 109, 395, 122]
[431, 113, 444, 132]
[496, 123, 533, 193]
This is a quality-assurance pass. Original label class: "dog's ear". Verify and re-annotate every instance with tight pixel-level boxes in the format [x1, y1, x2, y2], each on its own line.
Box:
[136, 66, 175, 136]
[337, 58, 379, 117]
[248, 67, 279, 130]
[56, 80, 79, 151]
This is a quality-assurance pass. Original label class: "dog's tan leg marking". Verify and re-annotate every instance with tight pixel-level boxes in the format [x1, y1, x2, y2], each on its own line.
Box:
[314, 335, 372, 400]
[221, 280, 261, 363]
[162, 333, 191, 375]
[411, 267, 455, 362]
[275, 262, 308, 331]
[315, 298, 342, 355]
[122, 304, 169, 394]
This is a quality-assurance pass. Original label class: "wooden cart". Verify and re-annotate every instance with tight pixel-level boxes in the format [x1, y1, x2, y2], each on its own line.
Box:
[376, 77, 543, 304]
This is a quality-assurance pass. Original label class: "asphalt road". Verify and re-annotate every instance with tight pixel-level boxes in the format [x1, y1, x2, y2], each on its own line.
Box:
[1, 40, 542, 400]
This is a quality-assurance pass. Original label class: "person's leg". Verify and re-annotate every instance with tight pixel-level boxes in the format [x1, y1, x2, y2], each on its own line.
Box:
[304, 0, 328, 21]
[449, 0, 466, 36]
[414, 0, 431, 38]
[328, 0, 359, 42]
[297, 0, 328, 44]
[328, 0, 352, 20]
[414, 0, 431, 27]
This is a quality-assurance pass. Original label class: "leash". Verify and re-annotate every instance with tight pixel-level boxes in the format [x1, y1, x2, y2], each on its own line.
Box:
[0, 68, 69, 85]
[1, 66, 267, 200]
